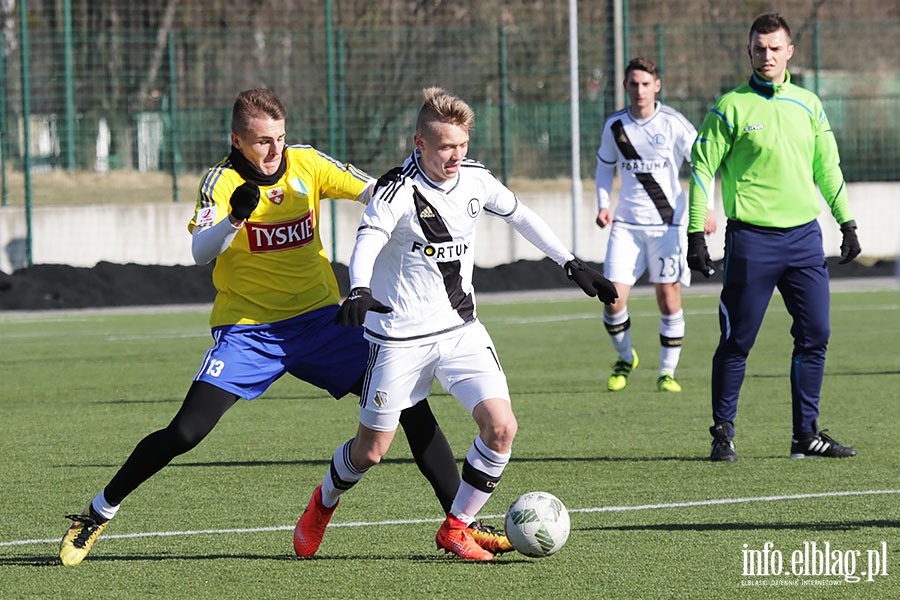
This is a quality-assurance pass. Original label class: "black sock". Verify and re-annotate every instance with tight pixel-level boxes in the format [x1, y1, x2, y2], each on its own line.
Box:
[399, 399, 461, 514]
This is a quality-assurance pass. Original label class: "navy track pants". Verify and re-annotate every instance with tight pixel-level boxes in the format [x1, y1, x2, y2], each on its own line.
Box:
[711, 219, 830, 436]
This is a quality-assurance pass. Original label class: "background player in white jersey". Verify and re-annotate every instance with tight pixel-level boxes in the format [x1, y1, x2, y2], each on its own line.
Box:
[594, 58, 716, 393]
[294, 87, 617, 561]
[59, 88, 478, 567]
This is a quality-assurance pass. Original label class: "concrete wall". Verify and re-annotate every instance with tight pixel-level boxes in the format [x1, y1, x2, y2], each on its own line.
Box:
[1, 182, 897, 274]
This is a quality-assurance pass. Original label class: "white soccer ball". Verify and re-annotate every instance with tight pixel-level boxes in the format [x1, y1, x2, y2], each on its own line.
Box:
[504, 491, 570, 557]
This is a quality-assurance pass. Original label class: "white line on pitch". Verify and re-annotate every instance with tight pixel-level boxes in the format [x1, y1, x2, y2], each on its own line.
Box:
[4, 489, 898, 548]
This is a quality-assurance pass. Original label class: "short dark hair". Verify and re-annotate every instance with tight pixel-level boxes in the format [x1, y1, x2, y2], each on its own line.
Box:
[750, 12, 791, 41]
[231, 88, 287, 135]
[625, 57, 658, 80]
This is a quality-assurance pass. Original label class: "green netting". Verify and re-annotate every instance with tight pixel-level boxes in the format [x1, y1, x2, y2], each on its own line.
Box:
[1, 1, 898, 204]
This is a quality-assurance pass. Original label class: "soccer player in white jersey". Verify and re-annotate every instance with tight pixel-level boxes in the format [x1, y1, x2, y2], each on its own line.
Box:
[594, 57, 716, 393]
[294, 87, 617, 561]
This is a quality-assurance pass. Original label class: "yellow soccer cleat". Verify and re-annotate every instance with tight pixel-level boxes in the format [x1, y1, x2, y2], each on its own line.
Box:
[607, 349, 638, 391]
[468, 520, 513, 554]
[657, 372, 682, 392]
[59, 505, 110, 567]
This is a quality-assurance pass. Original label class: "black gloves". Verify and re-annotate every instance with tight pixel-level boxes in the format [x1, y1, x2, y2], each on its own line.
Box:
[229, 181, 260, 221]
[686, 231, 716, 278]
[564, 258, 618, 304]
[839, 220, 861, 264]
[334, 287, 392, 327]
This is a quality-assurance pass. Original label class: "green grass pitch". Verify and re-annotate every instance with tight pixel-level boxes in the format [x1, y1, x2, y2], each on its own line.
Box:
[1, 286, 898, 599]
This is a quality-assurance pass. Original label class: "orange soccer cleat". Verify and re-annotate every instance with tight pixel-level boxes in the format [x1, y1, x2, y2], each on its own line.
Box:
[293, 485, 338, 557]
[435, 514, 494, 561]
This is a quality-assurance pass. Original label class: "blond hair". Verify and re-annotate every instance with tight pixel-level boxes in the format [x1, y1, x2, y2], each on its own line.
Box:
[416, 87, 475, 137]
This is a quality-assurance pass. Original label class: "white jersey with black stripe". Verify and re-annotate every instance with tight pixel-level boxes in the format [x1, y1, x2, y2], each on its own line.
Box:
[350, 150, 573, 346]
[595, 103, 697, 227]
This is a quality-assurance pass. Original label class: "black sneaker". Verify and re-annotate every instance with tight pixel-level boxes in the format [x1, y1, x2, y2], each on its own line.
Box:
[709, 423, 738, 462]
[790, 430, 857, 458]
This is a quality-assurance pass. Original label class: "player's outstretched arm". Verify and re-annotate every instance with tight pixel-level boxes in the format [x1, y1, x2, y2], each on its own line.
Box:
[564, 258, 618, 304]
[337, 226, 393, 328]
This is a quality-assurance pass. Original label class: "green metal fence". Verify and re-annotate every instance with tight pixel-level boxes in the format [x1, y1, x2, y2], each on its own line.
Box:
[1, 6, 898, 210]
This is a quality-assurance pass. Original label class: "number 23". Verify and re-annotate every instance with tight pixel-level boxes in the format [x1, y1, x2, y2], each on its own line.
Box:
[658, 256, 679, 278]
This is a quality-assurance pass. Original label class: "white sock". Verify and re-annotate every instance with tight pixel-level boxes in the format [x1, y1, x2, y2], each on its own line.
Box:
[321, 440, 366, 508]
[449, 437, 510, 521]
[91, 490, 120, 521]
[659, 309, 685, 376]
[603, 307, 632, 362]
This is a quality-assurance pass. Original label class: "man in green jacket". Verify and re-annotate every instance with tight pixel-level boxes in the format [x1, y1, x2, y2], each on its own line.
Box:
[687, 12, 861, 461]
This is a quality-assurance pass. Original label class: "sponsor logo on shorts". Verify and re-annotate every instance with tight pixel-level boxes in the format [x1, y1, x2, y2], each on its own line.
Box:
[246, 212, 315, 253]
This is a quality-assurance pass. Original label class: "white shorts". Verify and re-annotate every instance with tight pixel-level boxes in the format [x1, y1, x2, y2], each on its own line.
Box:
[359, 321, 511, 432]
[604, 224, 691, 287]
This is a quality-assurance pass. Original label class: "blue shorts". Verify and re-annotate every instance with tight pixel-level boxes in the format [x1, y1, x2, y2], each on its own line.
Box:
[194, 305, 369, 400]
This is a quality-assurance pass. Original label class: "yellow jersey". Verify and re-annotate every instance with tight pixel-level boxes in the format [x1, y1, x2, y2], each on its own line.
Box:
[189, 145, 371, 327]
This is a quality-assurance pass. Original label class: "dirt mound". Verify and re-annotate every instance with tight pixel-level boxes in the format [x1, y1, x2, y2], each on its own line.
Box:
[0, 258, 894, 311]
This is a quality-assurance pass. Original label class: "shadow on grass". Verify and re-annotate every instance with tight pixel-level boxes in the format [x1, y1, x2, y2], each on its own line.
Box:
[60, 454, 711, 470]
[0, 553, 295, 567]
[583, 519, 900, 533]
[97, 391, 335, 405]
[0, 551, 526, 566]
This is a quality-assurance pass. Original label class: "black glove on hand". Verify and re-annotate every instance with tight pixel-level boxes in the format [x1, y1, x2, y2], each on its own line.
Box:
[564, 258, 618, 304]
[334, 287, 392, 327]
[229, 181, 260, 221]
[839, 220, 861, 264]
[374, 166, 404, 195]
[686, 231, 715, 278]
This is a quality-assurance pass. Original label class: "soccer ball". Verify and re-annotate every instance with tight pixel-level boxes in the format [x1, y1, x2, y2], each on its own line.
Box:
[504, 491, 570, 557]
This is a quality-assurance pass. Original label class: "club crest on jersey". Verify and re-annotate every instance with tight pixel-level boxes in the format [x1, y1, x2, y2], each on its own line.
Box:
[467, 198, 481, 218]
[245, 212, 315, 253]
[653, 133, 667, 146]
[266, 187, 285, 204]
[374, 390, 388, 407]
[410, 240, 469, 261]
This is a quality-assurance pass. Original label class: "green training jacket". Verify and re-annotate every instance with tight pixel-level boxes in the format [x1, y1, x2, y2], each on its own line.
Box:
[688, 71, 853, 233]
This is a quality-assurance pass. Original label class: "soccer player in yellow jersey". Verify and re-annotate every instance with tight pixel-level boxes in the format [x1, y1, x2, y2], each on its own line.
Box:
[59, 88, 505, 566]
